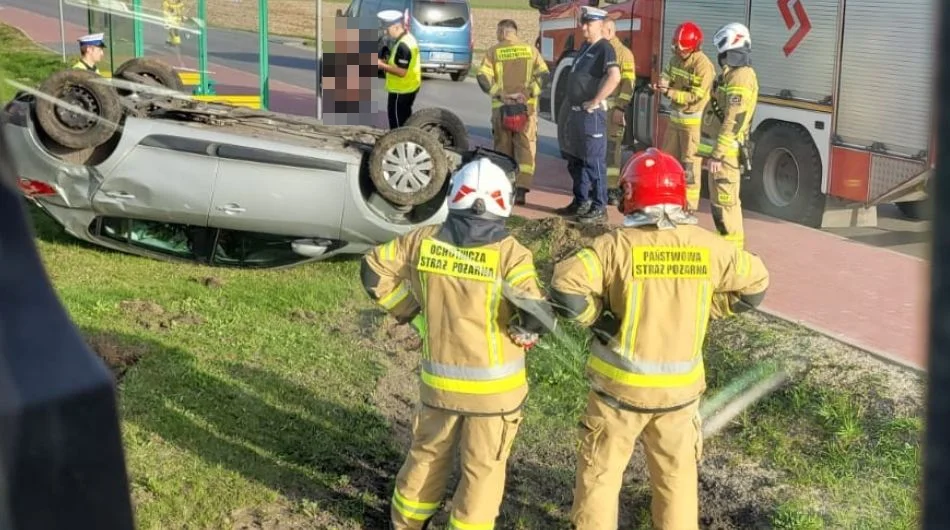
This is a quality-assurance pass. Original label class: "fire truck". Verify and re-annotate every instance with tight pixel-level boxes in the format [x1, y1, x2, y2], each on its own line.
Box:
[528, 0, 935, 227]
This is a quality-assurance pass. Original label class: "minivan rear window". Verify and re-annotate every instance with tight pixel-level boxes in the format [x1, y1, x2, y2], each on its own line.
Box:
[413, 0, 469, 28]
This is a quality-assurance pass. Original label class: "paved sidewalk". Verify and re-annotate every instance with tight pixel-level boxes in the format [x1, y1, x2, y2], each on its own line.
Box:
[5, 8, 929, 371]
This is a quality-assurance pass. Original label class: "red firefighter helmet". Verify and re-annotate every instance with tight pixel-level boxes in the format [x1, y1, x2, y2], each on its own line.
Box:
[618, 148, 687, 214]
[672, 21, 703, 54]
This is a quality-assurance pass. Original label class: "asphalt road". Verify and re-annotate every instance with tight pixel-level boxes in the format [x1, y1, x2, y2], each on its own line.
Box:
[11, 0, 932, 259]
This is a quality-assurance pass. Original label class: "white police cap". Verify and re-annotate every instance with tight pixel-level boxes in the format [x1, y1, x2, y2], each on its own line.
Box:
[580, 6, 608, 22]
[78, 33, 106, 47]
[378, 9, 404, 25]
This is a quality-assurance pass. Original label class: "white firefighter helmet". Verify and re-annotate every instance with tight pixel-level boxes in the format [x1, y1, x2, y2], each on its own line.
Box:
[713, 22, 751, 53]
[447, 157, 514, 218]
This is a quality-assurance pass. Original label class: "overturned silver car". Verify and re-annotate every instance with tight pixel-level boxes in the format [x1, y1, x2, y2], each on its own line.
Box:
[3, 58, 513, 268]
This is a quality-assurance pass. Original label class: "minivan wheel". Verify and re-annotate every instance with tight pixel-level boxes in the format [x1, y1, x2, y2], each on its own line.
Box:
[450, 71, 467, 82]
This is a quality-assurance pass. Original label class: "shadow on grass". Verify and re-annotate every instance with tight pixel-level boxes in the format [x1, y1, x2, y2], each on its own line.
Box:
[87, 328, 403, 527]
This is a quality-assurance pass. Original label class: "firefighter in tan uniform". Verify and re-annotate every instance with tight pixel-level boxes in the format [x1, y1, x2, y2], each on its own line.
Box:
[651, 21, 715, 211]
[699, 23, 759, 250]
[603, 18, 636, 206]
[361, 157, 554, 530]
[477, 19, 550, 206]
[549, 148, 770, 529]
[162, 0, 185, 47]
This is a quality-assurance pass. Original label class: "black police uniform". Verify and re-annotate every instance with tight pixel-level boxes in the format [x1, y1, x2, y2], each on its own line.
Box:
[560, 35, 619, 220]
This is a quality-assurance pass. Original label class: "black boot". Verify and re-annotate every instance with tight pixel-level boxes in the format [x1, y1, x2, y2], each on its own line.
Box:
[555, 199, 591, 216]
[514, 187, 528, 206]
[577, 206, 607, 224]
[607, 187, 622, 206]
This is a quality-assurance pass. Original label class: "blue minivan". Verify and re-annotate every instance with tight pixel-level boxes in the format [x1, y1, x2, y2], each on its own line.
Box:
[340, 0, 474, 82]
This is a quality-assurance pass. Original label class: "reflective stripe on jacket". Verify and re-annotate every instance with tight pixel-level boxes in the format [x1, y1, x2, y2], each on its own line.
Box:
[700, 65, 759, 160]
[362, 224, 544, 414]
[606, 36, 635, 108]
[386, 33, 422, 94]
[477, 36, 549, 110]
[550, 225, 769, 410]
[660, 51, 715, 119]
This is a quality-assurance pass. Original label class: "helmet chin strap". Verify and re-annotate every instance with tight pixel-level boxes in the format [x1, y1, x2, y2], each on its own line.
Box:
[622, 204, 698, 230]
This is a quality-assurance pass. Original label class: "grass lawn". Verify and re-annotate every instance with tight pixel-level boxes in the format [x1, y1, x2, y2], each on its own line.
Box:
[3, 23, 925, 530]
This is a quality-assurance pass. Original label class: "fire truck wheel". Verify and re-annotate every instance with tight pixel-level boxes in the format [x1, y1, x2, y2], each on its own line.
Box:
[745, 122, 824, 228]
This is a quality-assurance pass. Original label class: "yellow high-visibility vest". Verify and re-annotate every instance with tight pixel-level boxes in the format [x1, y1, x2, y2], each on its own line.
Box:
[386, 32, 422, 94]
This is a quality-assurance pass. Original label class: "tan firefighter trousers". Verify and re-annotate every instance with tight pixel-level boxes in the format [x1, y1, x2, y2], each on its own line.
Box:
[491, 107, 538, 189]
[661, 124, 703, 211]
[707, 154, 745, 250]
[606, 109, 625, 189]
[570, 391, 703, 530]
[391, 403, 524, 529]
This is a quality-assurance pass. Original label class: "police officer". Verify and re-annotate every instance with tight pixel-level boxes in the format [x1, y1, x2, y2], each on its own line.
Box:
[556, 6, 621, 224]
[699, 22, 758, 250]
[603, 17, 636, 206]
[73, 33, 106, 75]
[377, 9, 422, 129]
[651, 21, 715, 212]
[477, 19, 550, 206]
[549, 147, 770, 530]
[360, 158, 553, 530]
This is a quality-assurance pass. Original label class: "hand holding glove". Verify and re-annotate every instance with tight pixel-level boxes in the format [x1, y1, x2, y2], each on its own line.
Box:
[508, 324, 539, 351]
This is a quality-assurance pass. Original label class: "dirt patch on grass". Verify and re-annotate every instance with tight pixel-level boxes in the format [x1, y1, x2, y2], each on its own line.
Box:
[194, 276, 225, 289]
[119, 299, 206, 332]
[510, 217, 612, 279]
[84, 331, 149, 380]
[142, 0, 539, 70]
[229, 501, 344, 530]
[288, 309, 320, 324]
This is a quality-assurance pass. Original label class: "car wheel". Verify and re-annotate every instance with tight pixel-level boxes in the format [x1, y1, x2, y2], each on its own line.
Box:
[369, 127, 448, 207]
[403, 107, 470, 151]
[114, 57, 186, 93]
[450, 70, 467, 82]
[35, 69, 122, 150]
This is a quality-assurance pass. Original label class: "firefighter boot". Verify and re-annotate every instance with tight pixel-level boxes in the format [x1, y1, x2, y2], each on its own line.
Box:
[514, 187, 528, 206]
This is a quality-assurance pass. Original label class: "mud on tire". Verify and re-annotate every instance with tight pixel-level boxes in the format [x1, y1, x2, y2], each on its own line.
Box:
[404, 107, 470, 151]
[35, 69, 122, 150]
[369, 127, 448, 207]
[114, 57, 186, 93]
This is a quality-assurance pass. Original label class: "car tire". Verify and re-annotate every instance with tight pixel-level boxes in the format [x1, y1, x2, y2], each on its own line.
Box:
[450, 70, 467, 82]
[369, 127, 448, 207]
[35, 69, 122, 150]
[404, 107, 470, 151]
[743, 122, 824, 227]
[114, 57, 186, 93]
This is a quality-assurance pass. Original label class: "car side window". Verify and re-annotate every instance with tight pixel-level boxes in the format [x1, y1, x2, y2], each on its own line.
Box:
[98, 217, 201, 260]
[210, 230, 314, 268]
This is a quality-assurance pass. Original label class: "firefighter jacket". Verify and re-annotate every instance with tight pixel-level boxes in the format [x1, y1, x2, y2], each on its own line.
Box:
[477, 36, 550, 110]
[163, 0, 184, 16]
[606, 36, 635, 110]
[361, 218, 547, 415]
[659, 51, 715, 128]
[699, 65, 759, 160]
[549, 224, 769, 410]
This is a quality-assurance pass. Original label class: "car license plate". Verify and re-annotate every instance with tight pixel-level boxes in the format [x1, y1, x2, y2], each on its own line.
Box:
[430, 52, 453, 62]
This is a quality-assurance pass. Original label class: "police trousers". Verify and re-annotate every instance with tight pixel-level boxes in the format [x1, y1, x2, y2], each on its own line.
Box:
[570, 391, 702, 530]
[491, 107, 539, 189]
[661, 124, 703, 211]
[606, 108, 625, 189]
[707, 154, 744, 250]
[390, 403, 524, 530]
[565, 107, 608, 209]
[388, 89, 419, 129]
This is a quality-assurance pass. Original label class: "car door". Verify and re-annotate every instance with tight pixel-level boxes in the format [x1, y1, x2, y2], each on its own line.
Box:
[207, 143, 348, 239]
[91, 134, 219, 227]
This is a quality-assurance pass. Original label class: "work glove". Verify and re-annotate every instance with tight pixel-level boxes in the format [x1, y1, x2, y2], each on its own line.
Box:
[509, 325, 539, 351]
[591, 311, 620, 346]
[409, 313, 427, 337]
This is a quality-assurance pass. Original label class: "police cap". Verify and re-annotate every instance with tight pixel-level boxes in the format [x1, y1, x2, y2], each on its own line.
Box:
[78, 33, 107, 48]
[580, 6, 608, 23]
[378, 9, 404, 26]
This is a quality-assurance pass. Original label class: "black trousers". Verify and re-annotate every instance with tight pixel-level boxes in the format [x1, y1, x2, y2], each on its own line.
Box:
[388, 89, 419, 129]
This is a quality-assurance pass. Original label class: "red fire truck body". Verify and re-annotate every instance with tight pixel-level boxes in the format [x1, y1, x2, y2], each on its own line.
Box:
[529, 0, 936, 226]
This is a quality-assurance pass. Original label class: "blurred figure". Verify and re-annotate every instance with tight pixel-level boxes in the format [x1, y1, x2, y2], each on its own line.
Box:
[72, 33, 106, 74]
[322, 20, 379, 126]
[162, 0, 185, 47]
